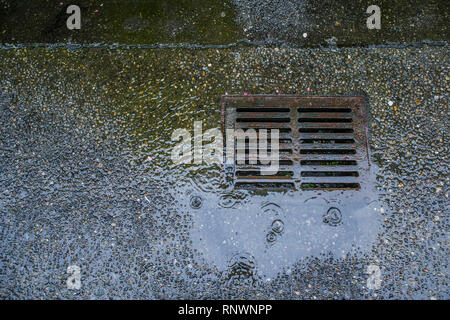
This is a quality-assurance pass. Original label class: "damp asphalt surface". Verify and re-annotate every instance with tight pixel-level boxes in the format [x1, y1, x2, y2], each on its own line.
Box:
[0, 1, 449, 300]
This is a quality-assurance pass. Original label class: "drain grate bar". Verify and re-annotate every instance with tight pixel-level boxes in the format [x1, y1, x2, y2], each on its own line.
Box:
[236, 122, 292, 129]
[299, 122, 354, 129]
[235, 131, 293, 140]
[300, 183, 360, 190]
[221, 95, 370, 191]
[299, 132, 355, 139]
[299, 144, 356, 150]
[298, 112, 353, 119]
[236, 112, 290, 118]
[301, 139, 356, 143]
[299, 166, 359, 173]
[298, 176, 359, 183]
[298, 153, 358, 159]
[235, 153, 294, 161]
[301, 171, 359, 177]
[236, 162, 294, 169]
[235, 143, 293, 150]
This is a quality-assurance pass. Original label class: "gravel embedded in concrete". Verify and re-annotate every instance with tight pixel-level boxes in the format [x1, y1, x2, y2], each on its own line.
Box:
[0, 45, 448, 299]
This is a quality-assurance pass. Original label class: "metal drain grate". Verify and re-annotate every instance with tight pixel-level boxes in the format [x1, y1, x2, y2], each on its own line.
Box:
[221, 95, 370, 191]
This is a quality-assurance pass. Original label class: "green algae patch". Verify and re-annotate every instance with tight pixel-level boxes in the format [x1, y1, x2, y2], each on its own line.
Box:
[0, 0, 243, 45]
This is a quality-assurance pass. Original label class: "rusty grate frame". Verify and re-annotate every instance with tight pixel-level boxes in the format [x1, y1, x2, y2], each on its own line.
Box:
[221, 95, 371, 191]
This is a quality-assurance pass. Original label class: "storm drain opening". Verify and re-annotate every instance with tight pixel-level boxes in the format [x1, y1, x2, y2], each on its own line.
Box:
[221, 95, 370, 191]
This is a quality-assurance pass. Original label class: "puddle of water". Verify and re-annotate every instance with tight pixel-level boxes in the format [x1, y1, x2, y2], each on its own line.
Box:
[187, 184, 382, 280]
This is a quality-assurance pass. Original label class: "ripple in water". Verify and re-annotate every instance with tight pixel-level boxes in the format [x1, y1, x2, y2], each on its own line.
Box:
[189, 165, 222, 193]
[265, 218, 285, 247]
[218, 191, 248, 209]
[266, 231, 277, 244]
[223, 252, 259, 286]
[271, 219, 284, 234]
[261, 202, 283, 216]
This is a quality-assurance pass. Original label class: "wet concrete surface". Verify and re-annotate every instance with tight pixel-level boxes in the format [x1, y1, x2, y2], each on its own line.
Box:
[0, 45, 448, 299]
[233, 0, 449, 46]
[0, 0, 242, 45]
[0, 0, 448, 46]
